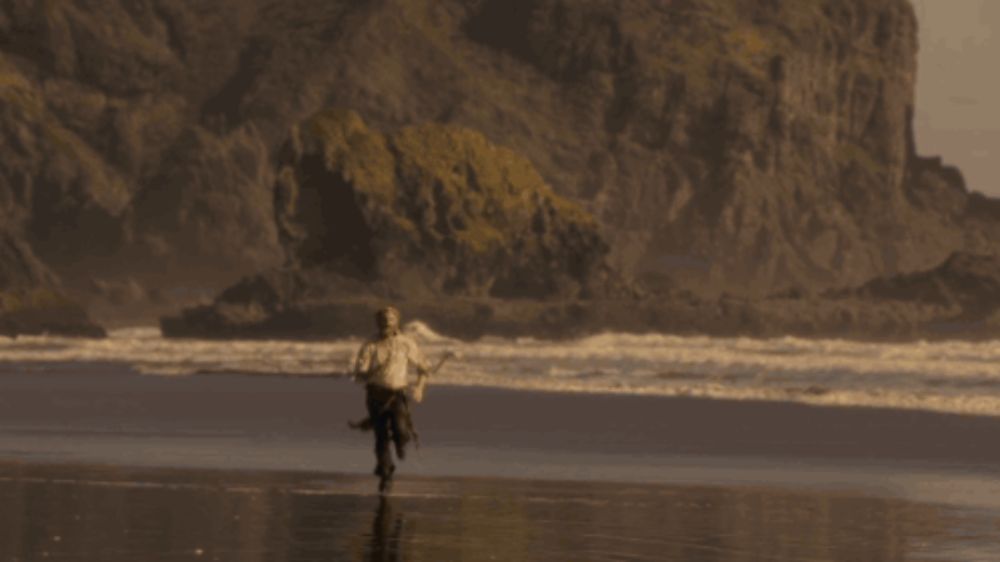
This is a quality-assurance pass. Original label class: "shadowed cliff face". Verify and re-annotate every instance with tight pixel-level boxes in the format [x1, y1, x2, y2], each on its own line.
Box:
[0, 226, 104, 337]
[0, 0, 283, 288]
[0, 0, 997, 303]
[0, 227, 56, 289]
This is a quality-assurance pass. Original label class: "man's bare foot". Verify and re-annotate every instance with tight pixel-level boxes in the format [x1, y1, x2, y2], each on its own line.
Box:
[378, 475, 393, 495]
[377, 466, 395, 495]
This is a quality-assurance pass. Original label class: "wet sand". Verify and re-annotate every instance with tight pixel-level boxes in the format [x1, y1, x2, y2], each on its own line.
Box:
[1, 363, 1000, 559]
[1, 461, 999, 561]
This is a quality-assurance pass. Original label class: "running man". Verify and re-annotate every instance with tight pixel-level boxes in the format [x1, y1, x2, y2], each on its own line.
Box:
[353, 306, 431, 493]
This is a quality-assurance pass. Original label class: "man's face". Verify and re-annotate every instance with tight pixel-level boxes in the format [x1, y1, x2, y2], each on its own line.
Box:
[377, 309, 400, 335]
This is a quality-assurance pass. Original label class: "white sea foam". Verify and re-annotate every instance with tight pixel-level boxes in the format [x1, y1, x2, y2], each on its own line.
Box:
[2, 323, 1000, 417]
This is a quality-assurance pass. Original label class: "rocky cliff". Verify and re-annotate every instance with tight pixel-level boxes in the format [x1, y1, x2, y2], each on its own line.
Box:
[2, 0, 999, 336]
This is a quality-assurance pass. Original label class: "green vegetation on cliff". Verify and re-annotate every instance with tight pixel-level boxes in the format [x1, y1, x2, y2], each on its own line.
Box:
[278, 110, 614, 299]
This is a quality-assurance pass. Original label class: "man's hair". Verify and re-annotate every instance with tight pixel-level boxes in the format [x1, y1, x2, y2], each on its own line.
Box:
[375, 306, 400, 326]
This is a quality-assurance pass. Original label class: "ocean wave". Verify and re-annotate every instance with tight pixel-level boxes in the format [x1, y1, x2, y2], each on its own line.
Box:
[402, 320, 457, 345]
[2, 326, 1000, 417]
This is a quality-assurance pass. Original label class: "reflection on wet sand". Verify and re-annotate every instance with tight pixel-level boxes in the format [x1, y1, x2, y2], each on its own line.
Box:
[366, 497, 403, 562]
[0, 462, 996, 561]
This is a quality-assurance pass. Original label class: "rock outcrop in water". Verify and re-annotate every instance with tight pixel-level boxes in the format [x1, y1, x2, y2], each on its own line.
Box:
[828, 252, 1000, 335]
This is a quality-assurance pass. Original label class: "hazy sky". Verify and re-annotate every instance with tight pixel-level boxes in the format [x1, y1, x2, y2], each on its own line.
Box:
[912, 0, 1000, 196]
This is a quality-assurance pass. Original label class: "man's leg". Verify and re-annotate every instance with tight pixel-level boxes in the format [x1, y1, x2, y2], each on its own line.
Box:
[366, 387, 395, 481]
[388, 392, 412, 460]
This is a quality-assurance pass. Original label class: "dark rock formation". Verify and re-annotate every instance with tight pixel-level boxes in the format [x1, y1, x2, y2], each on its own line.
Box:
[834, 252, 1000, 333]
[162, 278, 983, 342]
[0, 227, 105, 337]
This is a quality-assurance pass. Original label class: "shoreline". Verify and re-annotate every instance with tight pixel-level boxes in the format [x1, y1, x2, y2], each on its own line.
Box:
[8, 327, 1000, 419]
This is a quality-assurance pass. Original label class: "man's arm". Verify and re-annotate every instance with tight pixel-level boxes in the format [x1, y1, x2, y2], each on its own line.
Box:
[353, 342, 375, 383]
[408, 341, 431, 377]
[407, 339, 432, 402]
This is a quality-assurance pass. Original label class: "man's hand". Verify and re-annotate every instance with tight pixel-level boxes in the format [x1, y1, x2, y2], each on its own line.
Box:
[410, 351, 457, 403]
[412, 373, 429, 403]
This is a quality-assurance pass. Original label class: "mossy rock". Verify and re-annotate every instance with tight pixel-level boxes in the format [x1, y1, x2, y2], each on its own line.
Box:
[275, 109, 618, 299]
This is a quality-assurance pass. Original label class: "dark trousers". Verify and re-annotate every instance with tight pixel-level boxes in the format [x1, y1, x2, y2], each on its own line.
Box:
[365, 384, 412, 477]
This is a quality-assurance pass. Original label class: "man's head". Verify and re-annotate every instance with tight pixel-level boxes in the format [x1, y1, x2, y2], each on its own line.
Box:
[375, 306, 400, 336]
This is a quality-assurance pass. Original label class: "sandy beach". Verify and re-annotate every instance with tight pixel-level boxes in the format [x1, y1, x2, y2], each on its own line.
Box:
[1, 363, 1000, 560]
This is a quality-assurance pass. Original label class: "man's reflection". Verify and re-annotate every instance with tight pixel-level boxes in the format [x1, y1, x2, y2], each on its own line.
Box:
[367, 496, 404, 562]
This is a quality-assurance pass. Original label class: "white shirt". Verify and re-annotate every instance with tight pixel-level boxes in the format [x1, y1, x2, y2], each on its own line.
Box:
[354, 333, 430, 390]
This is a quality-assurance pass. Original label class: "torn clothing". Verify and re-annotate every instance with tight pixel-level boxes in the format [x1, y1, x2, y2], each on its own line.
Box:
[348, 411, 420, 448]
[354, 332, 430, 390]
[366, 384, 412, 478]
